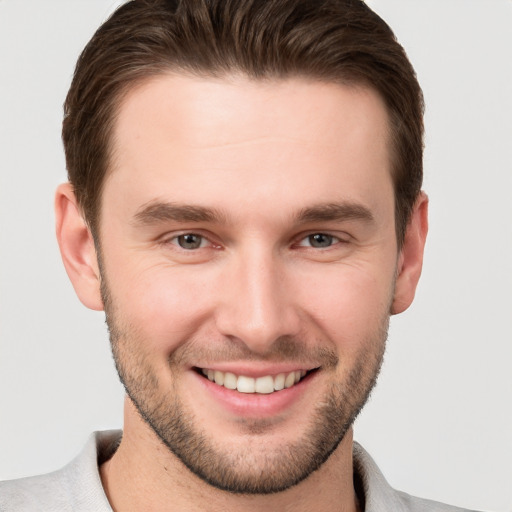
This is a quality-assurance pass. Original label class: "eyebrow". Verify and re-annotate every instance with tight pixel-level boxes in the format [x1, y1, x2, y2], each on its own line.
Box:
[295, 202, 374, 224]
[133, 200, 374, 227]
[133, 201, 226, 225]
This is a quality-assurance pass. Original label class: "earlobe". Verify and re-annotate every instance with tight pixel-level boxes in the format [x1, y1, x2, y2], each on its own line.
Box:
[55, 183, 104, 311]
[391, 192, 429, 315]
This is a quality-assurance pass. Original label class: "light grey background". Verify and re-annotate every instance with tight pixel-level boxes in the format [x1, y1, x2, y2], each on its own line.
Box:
[0, 1, 511, 511]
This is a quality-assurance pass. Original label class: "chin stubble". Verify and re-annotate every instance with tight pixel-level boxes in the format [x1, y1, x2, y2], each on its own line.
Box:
[100, 270, 387, 495]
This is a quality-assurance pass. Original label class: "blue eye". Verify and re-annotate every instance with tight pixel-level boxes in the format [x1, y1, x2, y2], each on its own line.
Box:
[304, 233, 336, 248]
[297, 233, 338, 248]
[175, 234, 204, 250]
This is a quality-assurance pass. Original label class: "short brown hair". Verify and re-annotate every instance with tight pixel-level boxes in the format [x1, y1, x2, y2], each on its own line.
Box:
[63, 0, 424, 245]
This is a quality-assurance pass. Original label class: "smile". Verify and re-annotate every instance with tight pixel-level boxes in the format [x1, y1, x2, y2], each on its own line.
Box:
[199, 368, 312, 394]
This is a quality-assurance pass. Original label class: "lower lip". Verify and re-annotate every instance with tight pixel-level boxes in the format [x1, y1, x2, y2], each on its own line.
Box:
[194, 371, 317, 418]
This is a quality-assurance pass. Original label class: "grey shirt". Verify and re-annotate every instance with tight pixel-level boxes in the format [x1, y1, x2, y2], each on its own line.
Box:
[0, 431, 479, 511]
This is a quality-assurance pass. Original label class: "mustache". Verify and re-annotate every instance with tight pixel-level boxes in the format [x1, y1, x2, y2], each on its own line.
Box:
[168, 335, 339, 370]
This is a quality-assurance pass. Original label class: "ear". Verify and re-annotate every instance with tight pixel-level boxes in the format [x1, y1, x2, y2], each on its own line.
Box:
[55, 183, 104, 311]
[391, 191, 429, 315]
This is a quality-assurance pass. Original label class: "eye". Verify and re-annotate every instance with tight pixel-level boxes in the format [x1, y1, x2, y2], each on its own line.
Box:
[298, 233, 339, 248]
[173, 233, 207, 250]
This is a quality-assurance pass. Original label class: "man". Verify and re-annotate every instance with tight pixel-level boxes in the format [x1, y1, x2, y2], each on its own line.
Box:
[0, 0, 481, 510]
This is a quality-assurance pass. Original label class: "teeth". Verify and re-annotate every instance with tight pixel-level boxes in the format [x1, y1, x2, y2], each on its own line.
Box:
[255, 375, 274, 394]
[200, 368, 310, 394]
[274, 373, 285, 391]
[237, 375, 255, 393]
[284, 372, 295, 388]
[214, 370, 224, 386]
[223, 372, 237, 390]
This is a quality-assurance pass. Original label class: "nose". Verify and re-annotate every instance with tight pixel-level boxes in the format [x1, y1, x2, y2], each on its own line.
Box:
[215, 247, 301, 354]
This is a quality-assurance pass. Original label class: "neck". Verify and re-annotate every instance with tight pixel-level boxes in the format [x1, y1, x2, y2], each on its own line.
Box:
[100, 398, 361, 512]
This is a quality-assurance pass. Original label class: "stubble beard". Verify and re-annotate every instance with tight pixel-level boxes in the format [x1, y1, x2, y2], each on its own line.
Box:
[101, 278, 388, 495]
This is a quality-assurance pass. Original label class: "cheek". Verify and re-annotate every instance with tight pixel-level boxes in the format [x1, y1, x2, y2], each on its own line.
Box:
[295, 264, 394, 345]
[106, 260, 217, 352]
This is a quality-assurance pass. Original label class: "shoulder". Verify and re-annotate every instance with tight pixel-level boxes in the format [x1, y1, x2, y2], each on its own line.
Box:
[0, 469, 72, 511]
[353, 442, 480, 512]
[0, 431, 120, 512]
[395, 490, 480, 512]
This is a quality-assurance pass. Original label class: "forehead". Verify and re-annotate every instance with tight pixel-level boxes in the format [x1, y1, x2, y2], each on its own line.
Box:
[113, 73, 390, 152]
[104, 73, 393, 223]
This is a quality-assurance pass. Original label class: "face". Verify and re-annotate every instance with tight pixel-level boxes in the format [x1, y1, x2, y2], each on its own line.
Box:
[98, 75, 398, 493]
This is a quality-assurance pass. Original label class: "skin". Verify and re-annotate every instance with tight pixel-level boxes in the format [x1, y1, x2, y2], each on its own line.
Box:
[55, 74, 428, 512]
